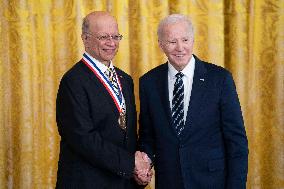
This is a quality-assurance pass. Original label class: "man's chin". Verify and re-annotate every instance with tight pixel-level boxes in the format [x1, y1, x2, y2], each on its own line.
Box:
[171, 60, 188, 66]
[101, 56, 115, 62]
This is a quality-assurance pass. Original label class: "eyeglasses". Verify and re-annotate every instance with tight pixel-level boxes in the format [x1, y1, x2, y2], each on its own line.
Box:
[85, 32, 123, 41]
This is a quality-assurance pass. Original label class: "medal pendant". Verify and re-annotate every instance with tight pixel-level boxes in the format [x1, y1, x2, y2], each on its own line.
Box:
[118, 113, 126, 130]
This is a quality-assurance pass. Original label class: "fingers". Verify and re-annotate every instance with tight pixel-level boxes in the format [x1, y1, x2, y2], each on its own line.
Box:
[135, 151, 151, 173]
[134, 173, 150, 185]
[134, 170, 153, 185]
[134, 151, 153, 185]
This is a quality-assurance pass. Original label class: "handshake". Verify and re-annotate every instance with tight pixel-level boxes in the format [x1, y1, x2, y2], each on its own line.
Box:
[134, 151, 153, 185]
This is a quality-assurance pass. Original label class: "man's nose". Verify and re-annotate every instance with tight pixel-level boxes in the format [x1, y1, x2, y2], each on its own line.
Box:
[175, 41, 183, 51]
[105, 38, 116, 46]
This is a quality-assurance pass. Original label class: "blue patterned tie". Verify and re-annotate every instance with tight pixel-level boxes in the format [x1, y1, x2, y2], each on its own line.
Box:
[172, 72, 184, 136]
[105, 67, 126, 114]
[105, 68, 119, 96]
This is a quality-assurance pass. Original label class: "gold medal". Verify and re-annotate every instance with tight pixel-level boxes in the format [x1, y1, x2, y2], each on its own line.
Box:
[118, 112, 126, 130]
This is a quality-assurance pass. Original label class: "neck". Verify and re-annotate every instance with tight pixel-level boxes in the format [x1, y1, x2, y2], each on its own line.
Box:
[85, 51, 111, 67]
[101, 60, 111, 67]
[172, 64, 186, 72]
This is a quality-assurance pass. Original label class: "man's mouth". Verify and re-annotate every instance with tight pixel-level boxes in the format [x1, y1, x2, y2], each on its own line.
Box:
[173, 54, 185, 57]
[104, 49, 116, 53]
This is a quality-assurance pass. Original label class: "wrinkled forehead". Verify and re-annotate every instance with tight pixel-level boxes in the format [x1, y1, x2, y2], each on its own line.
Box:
[88, 14, 119, 34]
[161, 21, 192, 39]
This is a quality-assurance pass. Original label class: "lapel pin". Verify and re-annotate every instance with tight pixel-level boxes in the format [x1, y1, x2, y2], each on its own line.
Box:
[200, 78, 205, 81]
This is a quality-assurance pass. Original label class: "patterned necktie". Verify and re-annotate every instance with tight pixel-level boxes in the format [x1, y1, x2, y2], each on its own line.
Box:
[105, 67, 120, 97]
[105, 67, 126, 119]
[172, 72, 184, 136]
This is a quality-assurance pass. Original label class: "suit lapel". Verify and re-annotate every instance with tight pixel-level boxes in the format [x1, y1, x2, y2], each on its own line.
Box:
[156, 63, 173, 130]
[182, 56, 207, 136]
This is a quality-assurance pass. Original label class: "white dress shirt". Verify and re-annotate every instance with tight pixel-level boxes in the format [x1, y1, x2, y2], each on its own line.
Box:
[168, 55, 195, 123]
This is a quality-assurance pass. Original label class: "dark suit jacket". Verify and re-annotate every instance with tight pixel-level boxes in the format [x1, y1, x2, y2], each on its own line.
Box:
[56, 60, 140, 189]
[138, 55, 248, 189]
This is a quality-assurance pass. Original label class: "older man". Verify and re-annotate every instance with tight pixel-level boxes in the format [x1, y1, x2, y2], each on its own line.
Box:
[56, 11, 150, 189]
[138, 14, 248, 189]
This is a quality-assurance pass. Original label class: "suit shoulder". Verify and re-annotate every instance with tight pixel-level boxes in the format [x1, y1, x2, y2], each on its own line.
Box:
[201, 60, 232, 79]
[193, 55, 235, 86]
[140, 63, 167, 82]
[61, 60, 83, 76]
[60, 60, 89, 83]
[115, 67, 133, 82]
[203, 61, 230, 73]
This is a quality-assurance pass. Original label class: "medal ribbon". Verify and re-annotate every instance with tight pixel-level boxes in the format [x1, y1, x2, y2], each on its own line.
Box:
[82, 53, 124, 113]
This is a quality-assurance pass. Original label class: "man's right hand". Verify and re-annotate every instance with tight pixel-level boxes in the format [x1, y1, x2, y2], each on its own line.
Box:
[134, 151, 153, 185]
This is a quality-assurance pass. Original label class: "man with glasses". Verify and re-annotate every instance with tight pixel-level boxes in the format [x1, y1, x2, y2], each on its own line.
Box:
[138, 14, 248, 189]
[56, 11, 151, 189]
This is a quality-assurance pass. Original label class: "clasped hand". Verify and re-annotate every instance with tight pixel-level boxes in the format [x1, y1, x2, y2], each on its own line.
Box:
[134, 151, 153, 185]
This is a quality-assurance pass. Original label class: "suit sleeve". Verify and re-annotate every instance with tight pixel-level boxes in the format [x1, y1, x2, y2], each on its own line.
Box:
[56, 75, 134, 179]
[220, 72, 248, 189]
[138, 78, 156, 163]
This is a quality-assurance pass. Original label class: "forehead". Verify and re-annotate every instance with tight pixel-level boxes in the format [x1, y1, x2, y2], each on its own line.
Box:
[89, 15, 119, 33]
[162, 21, 190, 38]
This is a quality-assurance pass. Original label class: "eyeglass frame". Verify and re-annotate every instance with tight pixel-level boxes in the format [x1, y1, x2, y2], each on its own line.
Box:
[84, 32, 123, 41]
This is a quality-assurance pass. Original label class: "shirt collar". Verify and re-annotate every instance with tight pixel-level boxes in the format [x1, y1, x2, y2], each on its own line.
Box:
[168, 55, 195, 80]
[85, 52, 114, 73]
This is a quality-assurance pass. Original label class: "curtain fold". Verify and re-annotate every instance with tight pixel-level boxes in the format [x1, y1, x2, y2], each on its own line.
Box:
[0, 0, 283, 188]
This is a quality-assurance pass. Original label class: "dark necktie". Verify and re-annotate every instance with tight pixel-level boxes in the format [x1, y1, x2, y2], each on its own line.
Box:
[172, 72, 184, 136]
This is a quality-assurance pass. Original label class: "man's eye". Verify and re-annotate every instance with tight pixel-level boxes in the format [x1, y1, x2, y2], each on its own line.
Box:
[168, 41, 176, 44]
[182, 38, 189, 43]
[113, 35, 120, 40]
[100, 36, 109, 40]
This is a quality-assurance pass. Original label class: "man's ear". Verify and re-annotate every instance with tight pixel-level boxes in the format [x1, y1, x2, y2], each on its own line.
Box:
[158, 40, 164, 51]
[81, 34, 88, 47]
[81, 34, 87, 41]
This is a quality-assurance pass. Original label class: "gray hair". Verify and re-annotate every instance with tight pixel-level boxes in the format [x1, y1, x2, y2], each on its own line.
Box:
[157, 14, 194, 40]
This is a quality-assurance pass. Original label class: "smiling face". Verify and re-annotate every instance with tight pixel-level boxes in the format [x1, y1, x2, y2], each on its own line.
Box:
[158, 20, 194, 71]
[82, 12, 120, 66]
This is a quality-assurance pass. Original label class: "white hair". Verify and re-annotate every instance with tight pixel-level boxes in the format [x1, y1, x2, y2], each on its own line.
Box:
[157, 14, 194, 40]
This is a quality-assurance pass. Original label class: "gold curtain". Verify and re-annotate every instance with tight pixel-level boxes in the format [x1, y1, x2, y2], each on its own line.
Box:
[0, 0, 283, 188]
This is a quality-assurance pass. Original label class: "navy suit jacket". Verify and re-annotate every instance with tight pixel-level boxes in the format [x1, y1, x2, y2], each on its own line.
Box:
[138, 56, 248, 189]
[56, 60, 140, 189]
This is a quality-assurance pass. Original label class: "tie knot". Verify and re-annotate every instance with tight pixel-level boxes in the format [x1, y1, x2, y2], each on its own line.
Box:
[105, 67, 115, 78]
[176, 72, 184, 79]
[109, 67, 115, 73]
